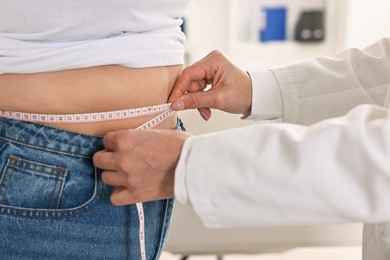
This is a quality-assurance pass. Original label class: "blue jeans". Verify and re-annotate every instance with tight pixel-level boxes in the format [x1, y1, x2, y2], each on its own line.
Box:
[0, 117, 184, 259]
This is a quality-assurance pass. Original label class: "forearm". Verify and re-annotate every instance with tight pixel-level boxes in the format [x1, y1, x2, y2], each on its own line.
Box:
[176, 104, 390, 228]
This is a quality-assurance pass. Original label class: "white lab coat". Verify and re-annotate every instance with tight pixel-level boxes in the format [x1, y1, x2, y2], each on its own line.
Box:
[175, 38, 390, 259]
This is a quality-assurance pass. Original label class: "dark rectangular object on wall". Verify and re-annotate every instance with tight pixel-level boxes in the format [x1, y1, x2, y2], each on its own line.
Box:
[294, 11, 325, 42]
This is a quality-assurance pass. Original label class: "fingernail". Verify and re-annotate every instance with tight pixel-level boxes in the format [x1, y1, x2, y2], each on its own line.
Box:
[200, 110, 210, 121]
[171, 100, 185, 111]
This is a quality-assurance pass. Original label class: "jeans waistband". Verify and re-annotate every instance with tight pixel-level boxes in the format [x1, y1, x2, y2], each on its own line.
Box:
[0, 117, 103, 158]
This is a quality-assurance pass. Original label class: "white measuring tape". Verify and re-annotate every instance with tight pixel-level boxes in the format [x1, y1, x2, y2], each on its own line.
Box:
[0, 103, 174, 129]
[136, 202, 146, 260]
[0, 103, 176, 260]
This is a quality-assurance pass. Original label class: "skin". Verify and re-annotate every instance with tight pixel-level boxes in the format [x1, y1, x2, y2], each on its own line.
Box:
[170, 50, 253, 120]
[93, 129, 191, 205]
[93, 50, 253, 205]
[0, 65, 182, 136]
[1, 64, 183, 206]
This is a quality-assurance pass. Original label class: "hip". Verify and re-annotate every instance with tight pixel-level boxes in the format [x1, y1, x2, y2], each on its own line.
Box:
[0, 116, 184, 217]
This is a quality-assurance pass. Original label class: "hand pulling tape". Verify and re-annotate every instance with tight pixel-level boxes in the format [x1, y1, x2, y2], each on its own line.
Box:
[0, 103, 176, 260]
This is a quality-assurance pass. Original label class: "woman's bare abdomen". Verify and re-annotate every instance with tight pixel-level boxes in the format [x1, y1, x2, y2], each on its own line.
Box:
[0, 65, 183, 136]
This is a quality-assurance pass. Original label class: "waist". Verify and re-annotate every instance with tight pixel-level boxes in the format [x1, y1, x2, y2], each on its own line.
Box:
[0, 65, 183, 136]
[0, 116, 185, 159]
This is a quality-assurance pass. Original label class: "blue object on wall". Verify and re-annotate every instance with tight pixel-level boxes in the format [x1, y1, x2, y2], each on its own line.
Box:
[260, 7, 287, 42]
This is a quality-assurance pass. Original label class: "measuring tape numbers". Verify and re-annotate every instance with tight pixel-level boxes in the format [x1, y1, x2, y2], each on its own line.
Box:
[0, 103, 174, 126]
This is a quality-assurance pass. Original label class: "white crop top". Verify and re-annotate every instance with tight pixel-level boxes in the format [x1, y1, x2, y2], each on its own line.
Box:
[0, 0, 189, 74]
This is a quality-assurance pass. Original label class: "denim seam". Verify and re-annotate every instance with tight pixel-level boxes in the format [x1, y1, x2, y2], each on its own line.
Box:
[10, 156, 68, 174]
[56, 169, 68, 209]
[31, 121, 103, 139]
[5, 156, 68, 210]
[153, 199, 169, 259]
[0, 159, 16, 203]
[0, 135, 92, 159]
[49, 176, 59, 209]
[125, 205, 131, 260]
[0, 201, 99, 219]
[0, 195, 99, 218]
[0, 167, 100, 219]
[9, 165, 66, 178]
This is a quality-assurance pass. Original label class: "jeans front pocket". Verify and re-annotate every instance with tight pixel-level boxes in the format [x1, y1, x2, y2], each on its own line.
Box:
[0, 156, 67, 209]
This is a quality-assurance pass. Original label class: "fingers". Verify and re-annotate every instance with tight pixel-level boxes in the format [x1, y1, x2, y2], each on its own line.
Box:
[170, 51, 222, 102]
[93, 128, 188, 206]
[110, 185, 173, 206]
[198, 108, 212, 121]
[169, 71, 206, 103]
[170, 50, 232, 113]
[110, 186, 167, 206]
[93, 150, 116, 170]
[100, 131, 119, 151]
[110, 186, 134, 206]
[101, 170, 126, 186]
[171, 89, 220, 111]
[101, 131, 123, 151]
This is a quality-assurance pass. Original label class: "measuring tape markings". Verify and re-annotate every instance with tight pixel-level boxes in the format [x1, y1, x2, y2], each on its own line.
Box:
[0, 103, 175, 260]
[136, 203, 146, 260]
[134, 105, 174, 260]
[0, 103, 172, 124]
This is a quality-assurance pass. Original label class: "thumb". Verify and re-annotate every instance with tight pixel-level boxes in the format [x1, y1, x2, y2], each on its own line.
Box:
[171, 90, 219, 112]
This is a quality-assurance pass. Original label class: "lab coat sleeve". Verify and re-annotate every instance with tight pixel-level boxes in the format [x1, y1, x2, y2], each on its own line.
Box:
[244, 70, 283, 120]
[177, 104, 390, 228]
[174, 38, 390, 228]
[248, 38, 390, 125]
